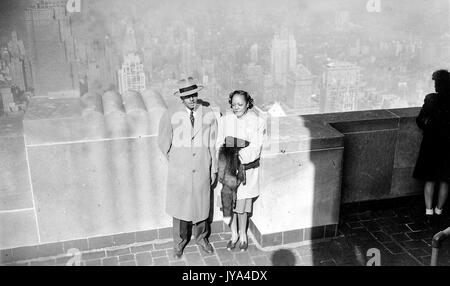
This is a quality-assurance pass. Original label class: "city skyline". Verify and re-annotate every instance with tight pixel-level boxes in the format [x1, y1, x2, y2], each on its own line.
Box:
[1, 0, 450, 115]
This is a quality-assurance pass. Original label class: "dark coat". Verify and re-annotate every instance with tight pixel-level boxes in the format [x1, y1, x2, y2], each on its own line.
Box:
[413, 93, 450, 182]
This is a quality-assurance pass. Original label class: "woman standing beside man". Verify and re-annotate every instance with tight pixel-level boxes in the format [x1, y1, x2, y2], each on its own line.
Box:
[216, 90, 267, 251]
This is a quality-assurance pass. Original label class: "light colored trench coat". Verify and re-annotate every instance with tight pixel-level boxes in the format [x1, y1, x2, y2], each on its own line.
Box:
[216, 110, 266, 200]
[158, 100, 218, 223]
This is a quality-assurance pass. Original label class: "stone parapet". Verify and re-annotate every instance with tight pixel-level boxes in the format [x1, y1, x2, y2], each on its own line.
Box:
[250, 108, 422, 247]
[0, 101, 423, 251]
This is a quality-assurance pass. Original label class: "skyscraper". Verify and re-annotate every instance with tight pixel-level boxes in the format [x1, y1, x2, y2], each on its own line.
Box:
[286, 64, 315, 112]
[320, 61, 361, 113]
[181, 27, 198, 77]
[118, 53, 146, 95]
[7, 31, 26, 91]
[181, 42, 195, 76]
[24, 0, 77, 97]
[270, 27, 297, 86]
[245, 63, 264, 98]
[123, 25, 137, 55]
[0, 87, 14, 113]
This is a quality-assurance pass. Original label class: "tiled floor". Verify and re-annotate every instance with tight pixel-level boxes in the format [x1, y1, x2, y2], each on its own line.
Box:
[4, 198, 450, 266]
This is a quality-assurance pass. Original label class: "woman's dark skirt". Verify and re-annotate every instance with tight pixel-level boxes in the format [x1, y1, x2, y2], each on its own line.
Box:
[413, 133, 450, 182]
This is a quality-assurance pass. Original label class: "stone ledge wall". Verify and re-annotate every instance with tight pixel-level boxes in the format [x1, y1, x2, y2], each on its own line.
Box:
[250, 108, 422, 247]
[0, 100, 423, 250]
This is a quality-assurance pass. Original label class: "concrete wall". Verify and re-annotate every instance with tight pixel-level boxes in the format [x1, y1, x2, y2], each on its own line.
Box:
[0, 96, 423, 249]
[249, 109, 422, 246]
[249, 115, 344, 246]
[304, 109, 423, 203]
[0, 115, 37, 248]
[0, 90, 171, 249]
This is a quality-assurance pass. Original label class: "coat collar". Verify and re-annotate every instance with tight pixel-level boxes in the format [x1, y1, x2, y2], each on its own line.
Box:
[172, 100, 205, 140]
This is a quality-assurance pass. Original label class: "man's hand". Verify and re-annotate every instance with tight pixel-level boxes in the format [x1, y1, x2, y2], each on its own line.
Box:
[211, 172, 217, 185]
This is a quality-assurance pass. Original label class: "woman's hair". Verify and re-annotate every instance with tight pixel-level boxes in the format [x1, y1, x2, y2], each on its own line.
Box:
[432, 69, 450, 83]
[432, 70, 450, 93]
[228, 90, 254, 109]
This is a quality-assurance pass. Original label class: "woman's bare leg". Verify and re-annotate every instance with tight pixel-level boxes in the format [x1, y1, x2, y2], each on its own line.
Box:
[437, 182, 449, 210]
[425, 181, 436, 211]
[230, 213, 239, 242]
[238, 212, 248, 243]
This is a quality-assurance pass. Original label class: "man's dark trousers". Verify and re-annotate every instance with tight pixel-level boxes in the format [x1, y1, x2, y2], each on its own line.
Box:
[173, 217, 209, 251]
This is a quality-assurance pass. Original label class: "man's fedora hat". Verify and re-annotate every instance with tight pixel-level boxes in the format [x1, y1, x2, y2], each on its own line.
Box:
[174, 76, 204, 97]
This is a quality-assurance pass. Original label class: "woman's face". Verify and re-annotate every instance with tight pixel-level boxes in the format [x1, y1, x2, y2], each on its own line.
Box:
[231, 94, 249, 118]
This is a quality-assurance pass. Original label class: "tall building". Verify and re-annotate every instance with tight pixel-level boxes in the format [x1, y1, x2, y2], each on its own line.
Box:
[86, 40, 119, 94]
[204, 76, 221, 102]
[200, 59, 215, 80]
[286, 64, 315, 112]
[320, 61, 361, 113]
[141, 33, 155, 81]
[0, 87, 14, 113]
[245, 63, 264, 98]
[262, 73, 275, 103]
[181, 27, 198, 77]
[24, 0, 78, 97]
[123, 25, 137, 55]
[181, 42, 195, 76]
[118, 53, 146, 95]
[7, 31, 26, 91]
[270, 27, 297, 86]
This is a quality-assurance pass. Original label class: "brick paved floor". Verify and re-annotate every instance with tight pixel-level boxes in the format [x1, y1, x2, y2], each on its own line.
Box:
[4, 199, 450, 266]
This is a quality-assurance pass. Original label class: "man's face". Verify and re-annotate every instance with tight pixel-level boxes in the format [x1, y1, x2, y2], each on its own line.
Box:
[181, 94, 198, 110]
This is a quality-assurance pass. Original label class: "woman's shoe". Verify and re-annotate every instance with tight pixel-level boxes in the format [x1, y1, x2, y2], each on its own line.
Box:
[239, 241, 248, 252]
[425, 214, 433, 226]
[227, 239, 239, 251]
[435, 215, 446, 233]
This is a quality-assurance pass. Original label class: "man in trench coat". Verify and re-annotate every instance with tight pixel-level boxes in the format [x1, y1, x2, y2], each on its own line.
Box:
[158, 77, 218, 259]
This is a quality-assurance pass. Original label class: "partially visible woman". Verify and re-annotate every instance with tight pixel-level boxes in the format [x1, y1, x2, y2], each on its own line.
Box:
[413, 69, 450, 231]
[216, 90, 266, 251]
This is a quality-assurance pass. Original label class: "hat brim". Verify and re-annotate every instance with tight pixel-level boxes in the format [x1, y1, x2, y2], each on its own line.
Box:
[174, 85, 204, 97]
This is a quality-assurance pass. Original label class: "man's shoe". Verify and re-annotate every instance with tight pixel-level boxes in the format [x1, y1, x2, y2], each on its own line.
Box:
[173, 247, 183, 259]
[196, 239, 214, 254]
